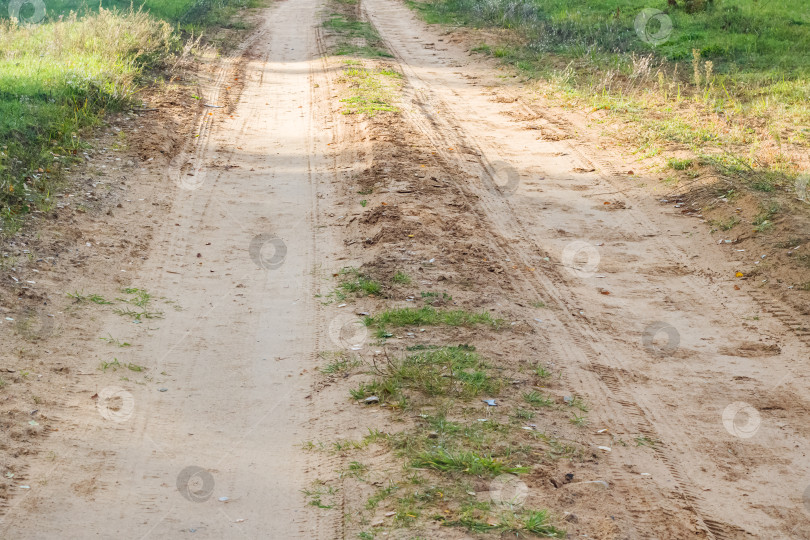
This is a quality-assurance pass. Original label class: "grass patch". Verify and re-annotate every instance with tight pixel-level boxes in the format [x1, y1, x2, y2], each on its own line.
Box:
[364, 306, 503, 331]
[523, 390, 554, 408]
[0, 0, 260, 233]
[327, 267, 383, 302]
[350, 345, 503, 404]
[323, 12, 392, 58]
[0, 9, 173, 231]
[338, 65, 401, 116]
[100, 334, 132, 347]
[320, 351, 362, 374]
[412, 448, 528, 476]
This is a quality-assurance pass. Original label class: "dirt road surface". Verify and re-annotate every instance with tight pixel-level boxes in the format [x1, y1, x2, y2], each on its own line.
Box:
[2, 0, 809, 538]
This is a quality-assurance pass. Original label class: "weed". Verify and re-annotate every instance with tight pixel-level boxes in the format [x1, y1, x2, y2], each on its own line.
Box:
[364, 306, 503, 330]
[360, 199, 368, 207]
[324, 13, 391, 58]
[530, 300, 547, 308]
[753, 201, 780, 233]
[342, 461, 368, 480]
[99, 359, 121, 372]
[709, 216, 740, 231]
[67, 292, 112, 305]
[392, 271, 411, 284]
[570, 414, 588, 427]
[421, 291, 452, 306]
[535, 365, 552, 379]
[331, 267, 383, 301]
[412, 448, 528, 476]
[338, 65, 400, 116]
[523, 509, 566, 537]
[350, 346, 502, 403]
[565, 395, 589, 412]
[119, 287, 152, 307]
[366, 482, 399, 509]
[635, 436, 660, 447]
[320, 351, 362, 374]
[301, 482, 338, 509]
[100, 335, 131, 347]
[667, 157, 693, 170]
[113, 307, 164, 320]
[523, 390, 554, 408]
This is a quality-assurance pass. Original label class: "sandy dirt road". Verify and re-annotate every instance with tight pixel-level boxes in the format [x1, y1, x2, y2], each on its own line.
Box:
[2, 0, 810, 538]
[1, 0, 339, 536]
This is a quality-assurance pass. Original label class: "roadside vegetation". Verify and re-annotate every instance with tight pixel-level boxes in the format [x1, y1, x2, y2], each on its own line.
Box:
[308, 340, 577, 538]
[323, 0, 401, 116]
[0, 0, 260, 233]
[312, 270, 583, 537]
[408, 0, 809, 207]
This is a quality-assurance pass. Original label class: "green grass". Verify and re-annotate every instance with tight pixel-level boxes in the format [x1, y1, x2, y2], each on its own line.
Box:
[67, 291, 113, 304]
[330, 267, 383, 301]
[523, 390, 554, 408]
[412, 448, 528, 476]
[338, 65, 401, 116]
[0, 1, 258, 233]
[350, 345, 503, 403]
[409, 0, 810, 187]
[320, 351, 361, 374]
[523, 510, 566, 537]
[364, 306, 503, 330]
[0, 0, 261, 29]
[323, 12, 392, 58]
[0, 9, 174, 231]
[100, 334, 132, 347]
[411, 0, 810, 89]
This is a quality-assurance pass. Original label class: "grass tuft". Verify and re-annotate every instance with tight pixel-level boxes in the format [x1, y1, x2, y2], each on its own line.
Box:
[364, 306, 503, 330]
